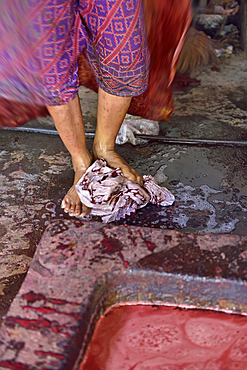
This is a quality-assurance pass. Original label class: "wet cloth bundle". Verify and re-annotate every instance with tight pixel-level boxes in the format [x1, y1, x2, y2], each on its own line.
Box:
[75, 159, 175, 223]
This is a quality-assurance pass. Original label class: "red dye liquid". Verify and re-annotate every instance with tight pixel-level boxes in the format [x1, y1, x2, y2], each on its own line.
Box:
[80, 305, 247, 370]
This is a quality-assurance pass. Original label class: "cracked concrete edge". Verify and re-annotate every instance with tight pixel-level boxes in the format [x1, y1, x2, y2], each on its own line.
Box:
[0, 219, 247, 369]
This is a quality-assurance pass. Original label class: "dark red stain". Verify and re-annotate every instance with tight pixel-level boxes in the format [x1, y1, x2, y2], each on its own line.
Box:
[211, 66, 220, 72]
[5, 317, 70, 338]
[22, 292, 45, 303]
[80, 305, 247, 370]
[22, 291, 80, 306]
[93, 229, 130, 268]
[164, 234, 172, 244]
[56, 242, 76, 252]
[22, 306, 58, 314]
[8, 340, 25, 351]
[50, 298, 79, 305]
[51, 325, 70, 337]
[127, 229, 137, 247]
[6, 317, 51, 328]
[173, 74, 200, 93]
[56, 243, 70, 250]
[100, 237, 130, 267]
[138, 229, 156, 252]
[73, 219, 85, 228]
[22, 306, 82, 320]
[45, 204, 54, 210]
[137, 243, 247, 280]
[101, 237, 123, 255]
[49, 298, 79, 306]
[145, 241, 156, 252]
[0, 361, 29, 370]
[35, 351, 64, 359]
[5, 292, 82, 338]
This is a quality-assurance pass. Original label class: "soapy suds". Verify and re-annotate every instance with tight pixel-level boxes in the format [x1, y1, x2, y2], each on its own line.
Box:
[157, 182, 245, 234]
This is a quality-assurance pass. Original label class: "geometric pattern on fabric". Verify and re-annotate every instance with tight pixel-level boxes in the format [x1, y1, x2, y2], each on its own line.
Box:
[0, 0, 192, 125]
[0, 0, 149, 106]
[80, 0, 150, 98]
[29, 0, 86, 105]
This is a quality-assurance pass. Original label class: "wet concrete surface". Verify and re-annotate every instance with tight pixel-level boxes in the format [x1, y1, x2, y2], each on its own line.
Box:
[0, 131, 78, 321]
[1, 221, 247, 369]
[1, 120, 247, 325]
[1, 52, 247, 326]
[116, 120, 247, 235]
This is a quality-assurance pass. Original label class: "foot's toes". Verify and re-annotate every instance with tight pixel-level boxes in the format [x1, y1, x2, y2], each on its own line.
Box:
[75, 202, 91, 217]
[61, 188, 91, 217]
[61, 187, 82, 217]
[69, 202, 77, 217]
[61, 197, 70, 213]
[62, 197, 75, 215]
[74, 202, 82, 216]
[81, 208, 90, 218]
[61, 198, 66, 209]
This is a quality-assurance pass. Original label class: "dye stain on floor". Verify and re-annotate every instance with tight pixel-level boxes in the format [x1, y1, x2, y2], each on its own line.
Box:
[80, 305, 247, 370]
[1, 52, 247, 325]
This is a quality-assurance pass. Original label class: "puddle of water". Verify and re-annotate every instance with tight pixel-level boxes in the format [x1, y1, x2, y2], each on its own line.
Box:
[116, 143, 247, 234]
[165, 182, 243, 234]
[80, 305, 247, 370]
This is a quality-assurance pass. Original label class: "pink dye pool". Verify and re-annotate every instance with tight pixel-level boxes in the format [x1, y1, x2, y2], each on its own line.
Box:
[80, 305, 247, 370]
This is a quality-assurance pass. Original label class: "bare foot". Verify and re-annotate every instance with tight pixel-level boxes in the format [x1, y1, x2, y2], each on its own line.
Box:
[61, 154, 92, 217]
[93, 88, 142, 185]
[46, 96, 93, 217]
[92, 145, 143, 185]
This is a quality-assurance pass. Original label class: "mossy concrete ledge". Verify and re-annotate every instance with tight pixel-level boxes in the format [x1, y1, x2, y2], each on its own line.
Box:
[0, 219, 247, 369]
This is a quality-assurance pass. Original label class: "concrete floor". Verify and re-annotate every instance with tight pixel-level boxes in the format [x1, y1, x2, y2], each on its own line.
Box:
[1, 51, 247, 325]
[1, 221, 247, 368]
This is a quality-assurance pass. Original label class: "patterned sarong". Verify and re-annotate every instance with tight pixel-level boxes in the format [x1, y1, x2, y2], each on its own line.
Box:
[0, 0, 191, 127]
[0, 0, 149, 107]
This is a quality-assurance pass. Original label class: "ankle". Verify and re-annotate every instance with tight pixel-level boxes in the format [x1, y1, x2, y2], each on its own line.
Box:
[93, 141, 115, 156]
[72, 151, 92, 172]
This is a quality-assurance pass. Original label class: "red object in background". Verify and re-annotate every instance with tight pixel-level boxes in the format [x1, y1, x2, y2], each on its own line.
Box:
[0, 0, 191, 127]
[78, 0, 192, 121]
[80, 305, 247, 370]
[0, 97, 48, 128]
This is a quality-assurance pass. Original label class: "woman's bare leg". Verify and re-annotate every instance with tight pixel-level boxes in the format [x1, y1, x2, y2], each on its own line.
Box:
[47, 89, 142, 217]
[47, 96, 92, 217]
[93, 87, 143, 185]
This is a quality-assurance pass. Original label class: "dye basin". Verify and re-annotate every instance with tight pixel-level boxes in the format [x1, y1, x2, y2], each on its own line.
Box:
[1, 220, 247, 369]
[81, 305, 247, 370]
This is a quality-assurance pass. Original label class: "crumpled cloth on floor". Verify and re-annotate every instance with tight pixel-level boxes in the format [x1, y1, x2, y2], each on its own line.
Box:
[116, 118, 159, 145]
[75, 159, 175, 223]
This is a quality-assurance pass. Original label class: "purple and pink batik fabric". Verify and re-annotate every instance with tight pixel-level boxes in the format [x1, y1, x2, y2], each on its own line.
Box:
[0, 0, 149, 106]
